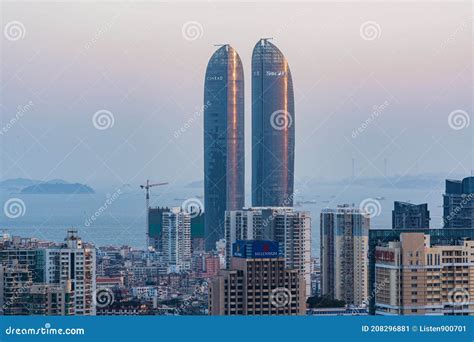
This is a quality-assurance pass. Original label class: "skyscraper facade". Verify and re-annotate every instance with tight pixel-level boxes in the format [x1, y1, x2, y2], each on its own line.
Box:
[209, 240, 306, 315]
[252, 39, 295, 207]
[204, 45, 245, 251]
[320, 205, 369, 306]
[443, 177, 474, 228]
[392, 201, 430, 229]
[224, 207, 311, 296]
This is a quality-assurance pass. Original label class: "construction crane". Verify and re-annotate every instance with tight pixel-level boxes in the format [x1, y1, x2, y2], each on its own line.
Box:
[140, 180, 168, 248]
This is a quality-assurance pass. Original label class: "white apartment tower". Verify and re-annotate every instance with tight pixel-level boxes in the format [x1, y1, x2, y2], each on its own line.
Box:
[162, 208, 191, 273]
[57, 231, 96, 315]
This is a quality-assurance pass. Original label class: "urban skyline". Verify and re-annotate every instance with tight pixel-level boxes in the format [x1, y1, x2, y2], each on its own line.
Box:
[1, 2, 471, 187]
[1, 0, 473, 321]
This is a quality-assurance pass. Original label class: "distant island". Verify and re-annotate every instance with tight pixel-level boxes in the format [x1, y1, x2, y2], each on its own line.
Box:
[0, 178, 95, 194]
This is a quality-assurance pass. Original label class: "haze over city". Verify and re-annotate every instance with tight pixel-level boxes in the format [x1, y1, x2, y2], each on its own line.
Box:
[1, 1, 471, 192]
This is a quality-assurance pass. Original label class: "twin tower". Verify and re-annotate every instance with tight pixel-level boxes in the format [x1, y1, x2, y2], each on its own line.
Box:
[204, 39, 295, 250]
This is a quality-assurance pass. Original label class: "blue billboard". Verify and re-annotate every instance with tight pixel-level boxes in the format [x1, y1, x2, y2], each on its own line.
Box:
[232, 240, 280, 258]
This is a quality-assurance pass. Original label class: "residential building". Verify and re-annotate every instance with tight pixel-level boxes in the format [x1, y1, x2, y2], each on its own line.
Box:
[162, 208, 191, 273]
[375, 232, 474, 315]
[320, 205, 369, 306]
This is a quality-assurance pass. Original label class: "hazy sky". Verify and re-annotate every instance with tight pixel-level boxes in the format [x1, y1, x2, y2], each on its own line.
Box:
[1, 1, 472, 190]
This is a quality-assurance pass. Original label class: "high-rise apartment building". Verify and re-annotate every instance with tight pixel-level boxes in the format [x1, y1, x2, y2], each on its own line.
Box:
[375, 232, 474, 315]
[0, 263, 32, 315]
[443, 177, 474, 228]
[204, 44, 245, 251]
[209, 240, 305, 315]
[27, 283, 74, 315]
[320, 205, 369, 306]
[252, 39, 295, 207]
[392, 201, 430, 229]
[148, 207, 204, 254]
[57, 231, 96, 315]
[0, 231, 96, 316]
[224, 207, 311, 296]
[162, 208, 191, 273]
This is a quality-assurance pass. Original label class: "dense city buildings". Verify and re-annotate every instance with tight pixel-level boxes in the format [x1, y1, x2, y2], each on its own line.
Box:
[161, 208, 191, 273]
[375, 232, 474, 315]
[224, 207, 311, 295]
[148, 207, 204, 254]
[94, 244, 208, 315]
[392, 201, 430, 229]
[193, 253, 220, 278]
[209, 240, 305, 315]
[0, 231, 96, 315]
[368, 228, 474, 315]
[320, 205, 369, 306]
[252, 39, 295, 207]
[443, 177, 474, 228]
[204, 44, 245, 251]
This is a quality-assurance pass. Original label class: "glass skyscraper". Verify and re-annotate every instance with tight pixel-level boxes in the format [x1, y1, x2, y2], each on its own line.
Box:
[204, 45, 245, 251]
[392, 201, 430, 229]
[251, 39, 295, 207]
[443, 176, 474, 228]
